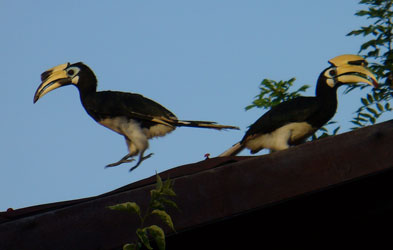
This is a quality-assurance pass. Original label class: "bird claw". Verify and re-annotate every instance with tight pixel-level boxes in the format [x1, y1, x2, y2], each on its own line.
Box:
[129, 153, 153, 172]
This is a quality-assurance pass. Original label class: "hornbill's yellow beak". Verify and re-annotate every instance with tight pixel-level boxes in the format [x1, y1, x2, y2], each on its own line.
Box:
[328, 54, 378, 88]
[33, 63, 72, 103]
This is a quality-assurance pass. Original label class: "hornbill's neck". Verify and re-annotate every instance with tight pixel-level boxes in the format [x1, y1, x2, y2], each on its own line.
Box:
[315, 69, 339, 102]
[312, 69, 340, 128]
[75, 64, 98, 99]
[72, 64, 99, 121]
[78, 81, 97, 99]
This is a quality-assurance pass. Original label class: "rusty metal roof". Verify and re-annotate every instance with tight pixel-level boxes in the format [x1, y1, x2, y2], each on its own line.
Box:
[1, 119, 393, 249]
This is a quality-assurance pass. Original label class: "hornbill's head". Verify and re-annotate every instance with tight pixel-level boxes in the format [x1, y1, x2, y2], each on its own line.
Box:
[320, 54, 378, 91]
[33, 62, 97, 103]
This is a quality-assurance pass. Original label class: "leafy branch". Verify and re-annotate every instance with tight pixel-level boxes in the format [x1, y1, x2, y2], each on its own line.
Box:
[346, 0, 393, 128]
[109, 174, 177, 250]
[245, 78, 309, 111]
[349, 88, 392, 128]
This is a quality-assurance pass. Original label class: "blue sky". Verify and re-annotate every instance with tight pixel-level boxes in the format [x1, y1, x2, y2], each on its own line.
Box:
[0, 0, 384, 211]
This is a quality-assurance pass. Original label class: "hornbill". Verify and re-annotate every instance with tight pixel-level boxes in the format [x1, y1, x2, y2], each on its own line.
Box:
[33, 62, 239, 171]
[219, 54, 378, 157]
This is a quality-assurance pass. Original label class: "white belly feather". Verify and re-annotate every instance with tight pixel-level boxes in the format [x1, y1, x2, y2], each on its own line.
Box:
[99, 117, 175, 139]
[98, 117, 175, 155]
[245, 122, 315, 152]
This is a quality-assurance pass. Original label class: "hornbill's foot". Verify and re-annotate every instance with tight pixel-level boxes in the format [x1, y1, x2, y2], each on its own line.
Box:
[129, 153, 154, 172]
[105, 154, 134, 168]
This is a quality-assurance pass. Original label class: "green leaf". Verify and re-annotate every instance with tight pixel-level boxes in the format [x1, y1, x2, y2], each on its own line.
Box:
[355, 10, 370, 17]
[146, 225, 166, 250]
[152, 209, 176, 232]
[366, 107, 379, 116]
[318, 132, 329, 139]
[160, 197, 179, 210]
[347, 29, 363, 36]
[155, 173, 163, 192]
[297, 84, 310, 92]
[355, 116, 368, 122]
[332, 126, 341, 135]
[367, 48, 380, 57]
[376, 102, 384, 111]
[367, 93, 374, 103]
[360, 39, 377, 51]
[245, 104, 254, 110]
[361, 97, 369, 106]
[326, 120, 338, 125]
[123, 243, 137, 250]
[163, 178, 173, 190]
[152, 189, 166, 204]
[162, 186, 176, 197]
[359, 112, 373, 119]
[151, 200, 165, 210]
[108, 202, 141, 216]
[319, 126, 328, 132]
[351, 120, 363, 126]
[137, 228, 152, 250]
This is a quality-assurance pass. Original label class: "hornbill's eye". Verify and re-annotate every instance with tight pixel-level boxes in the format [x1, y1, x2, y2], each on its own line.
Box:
[329, 69, 337, 77]
[66, 67, 80, 77]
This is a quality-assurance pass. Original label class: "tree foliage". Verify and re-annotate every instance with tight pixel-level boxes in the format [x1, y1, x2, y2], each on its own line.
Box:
[245, 78, 309, 111]
[346, 0, 393, 128]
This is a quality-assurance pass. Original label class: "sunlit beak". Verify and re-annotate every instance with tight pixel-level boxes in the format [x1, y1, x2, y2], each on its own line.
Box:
[33, 63, 71, 103]
[328, 54, 378, 88]
[335, 64, 378, 88]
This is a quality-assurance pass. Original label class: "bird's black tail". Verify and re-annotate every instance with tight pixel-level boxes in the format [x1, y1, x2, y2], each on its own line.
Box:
[175, 120, 239, 130]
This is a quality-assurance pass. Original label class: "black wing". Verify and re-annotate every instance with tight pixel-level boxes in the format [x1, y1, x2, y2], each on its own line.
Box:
[82, 90, 178, 124]
[242, 97, 321, 141]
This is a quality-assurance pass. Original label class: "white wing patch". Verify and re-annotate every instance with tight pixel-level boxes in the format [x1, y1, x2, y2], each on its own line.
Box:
[245, 122, 315, 152]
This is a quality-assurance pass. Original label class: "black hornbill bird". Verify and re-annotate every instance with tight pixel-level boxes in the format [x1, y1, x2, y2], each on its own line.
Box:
[219, 54, 378, 157]
[33, 62, 239, 171]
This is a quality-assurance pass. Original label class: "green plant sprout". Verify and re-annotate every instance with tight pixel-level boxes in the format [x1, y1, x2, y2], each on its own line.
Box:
[109, 173, 177, 250]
